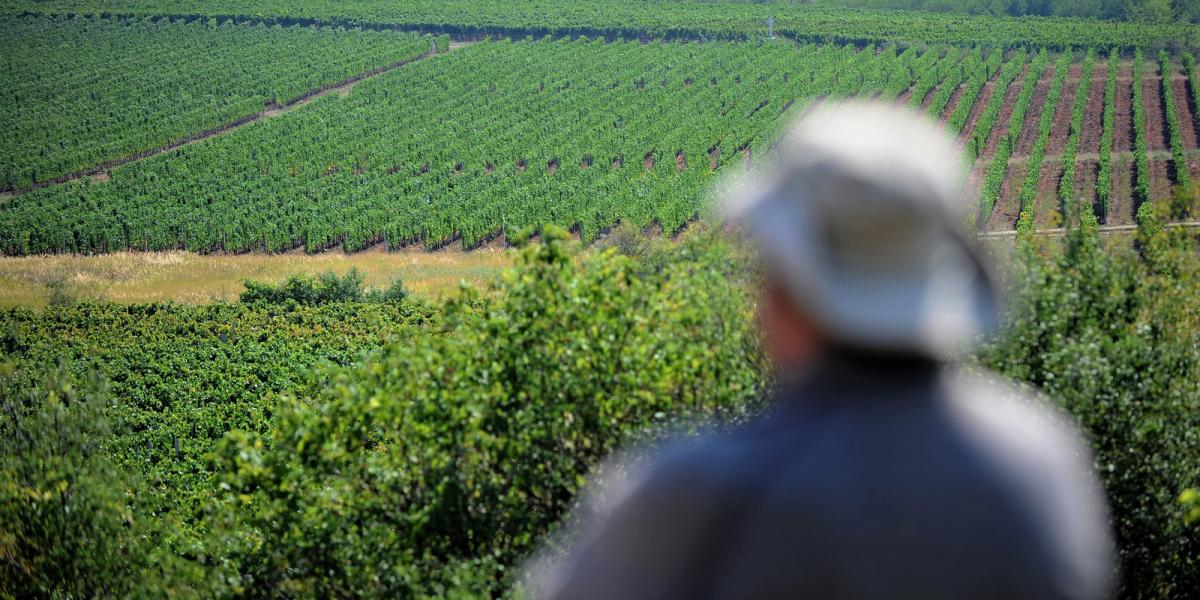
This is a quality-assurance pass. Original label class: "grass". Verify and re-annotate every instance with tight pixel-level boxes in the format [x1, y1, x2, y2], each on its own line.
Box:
[0, 247, 512, 307]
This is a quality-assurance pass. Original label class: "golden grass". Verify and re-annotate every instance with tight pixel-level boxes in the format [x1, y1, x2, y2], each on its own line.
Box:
[0, 247, 513, 308]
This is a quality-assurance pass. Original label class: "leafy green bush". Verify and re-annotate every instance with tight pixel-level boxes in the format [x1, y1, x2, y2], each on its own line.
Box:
[240, 268, 408, 305]
[0, 363, 198, 597]
[208, 228, 766, 596]
[978, 212, 1200, 596]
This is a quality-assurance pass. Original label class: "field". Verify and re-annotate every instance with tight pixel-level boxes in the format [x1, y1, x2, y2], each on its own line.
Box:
[2, 19, 1200, 255]
[3, 2, 1200, 598]
[0, 247, 510, 307]
[1, 15, 432, 190]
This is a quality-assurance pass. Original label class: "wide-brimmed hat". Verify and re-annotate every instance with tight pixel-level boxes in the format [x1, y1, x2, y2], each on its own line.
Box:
[724, 100, 1000, 358]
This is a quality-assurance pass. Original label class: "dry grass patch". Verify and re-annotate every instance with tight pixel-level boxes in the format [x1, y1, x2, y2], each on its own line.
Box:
[0, 248, 512, 307]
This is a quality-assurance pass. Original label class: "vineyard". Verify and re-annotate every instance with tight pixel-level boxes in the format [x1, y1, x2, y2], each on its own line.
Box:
[2, 27, 1200, 254]
[1, 15, 432, 191]
[4, 0, 1199, 49]
[4, 3, 1200, 599]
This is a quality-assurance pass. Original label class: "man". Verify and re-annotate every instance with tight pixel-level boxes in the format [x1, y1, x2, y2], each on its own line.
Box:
[529, 102, 1114, 599]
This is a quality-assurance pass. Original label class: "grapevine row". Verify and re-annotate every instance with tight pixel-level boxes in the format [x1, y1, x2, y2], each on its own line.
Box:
[1132, 49, 1150, 211]
[0, 38, 917, 254]
[1016, 51, 1071, 229]
[966, 49, 1028, 163]
[5, 0, 1198, 50]
[946, 48, 1002, 134]
[1059, 49, 1096, 220]
[1097, 49, 1117, 220]
[1, 14, 432, 190]
[978, 49, 1046, 226]
[1159, 51, 1192, 189]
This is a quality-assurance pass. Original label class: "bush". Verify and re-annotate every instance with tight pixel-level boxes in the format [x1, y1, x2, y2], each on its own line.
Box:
[0, 362, 207, 597]
[209, 230, 766, 596]
[240, 268, 408, 305]
[978, 223, 1200, 595]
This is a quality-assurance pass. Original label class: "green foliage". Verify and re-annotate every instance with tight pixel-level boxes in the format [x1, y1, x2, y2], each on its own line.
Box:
[5, 0, 1197, 48]
[3, 230, 1200, 596]
[240, 269, 411, 305]
[1060, 48, 1096, 221]
[1, 363, 160, 597]
[208, 232, 766, 595]
[1159, 51, 1191, 189]
[1017, 51, 1071, 219]
[0, 14, 430, 190]
[1098, 48, 1118, 220]
[978, 49, 1046, 226]
[967, 48, 1027, 164]
[1132, 48, 1151, 212]
[979, 225, 1200, 597]
[0, 39, 908, 254]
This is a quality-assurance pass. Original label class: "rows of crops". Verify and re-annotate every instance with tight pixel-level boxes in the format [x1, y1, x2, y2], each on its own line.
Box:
[3, 36, 1200, 252]
[0, 14, 431, 190]
[0, 37, 950, 254]
[3, 0, 1198, 50]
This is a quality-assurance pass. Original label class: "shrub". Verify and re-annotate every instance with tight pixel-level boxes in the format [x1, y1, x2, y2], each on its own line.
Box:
[978, 223, 1200, 596]
[241, 268, 409, 305]
[209, 230, 766, 596]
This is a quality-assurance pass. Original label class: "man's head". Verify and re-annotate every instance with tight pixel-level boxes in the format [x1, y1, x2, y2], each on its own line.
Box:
[725, 101, 1000, 367]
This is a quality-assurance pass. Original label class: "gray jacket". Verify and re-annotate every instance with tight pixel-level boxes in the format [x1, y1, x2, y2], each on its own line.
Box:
[533, 356, 1114, 599]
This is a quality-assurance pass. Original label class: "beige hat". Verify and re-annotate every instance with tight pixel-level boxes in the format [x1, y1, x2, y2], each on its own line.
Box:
[724, 100, 1000, 358]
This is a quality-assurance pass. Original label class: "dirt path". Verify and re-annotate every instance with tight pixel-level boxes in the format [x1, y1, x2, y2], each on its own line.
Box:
[1171, 76, 1198, 149]
[959, 68, 1003, 143]
[984, 65, 1029, 157]
[1150, 159, 1172, 199]
[1073, 159, 1100, 220]
[986, 165, 1022, 230]
[1015, 65, 1054, 156]
[940, 81, 967, 122]
[1079, 62, 1107, 153]
[1047, 64, 1081, 156]
[1033, 162, 1065, 228]
[7, 48, 449, 197]
[1143, 75, 1167, 151]
[978, 220, 1200, 238]
[1110, 156, 1136, 225]
[1114, 63, 1133, 152]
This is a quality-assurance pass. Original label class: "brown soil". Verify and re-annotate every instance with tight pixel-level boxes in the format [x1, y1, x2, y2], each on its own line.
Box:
[1110, 157, 1136, 225]
[675, 151, 686, 172]
[547, 158, 559, 175]
[611, 156, 623, 170]
[1079, 62, 1107, 153]
[1114, 64, 1133, 152]
[743, 147, 752, 170]
[1014, 66, 1054, 156]
[986, 165, 1022, 231]
[940, 82, 966, 122]
[1143, 75, 1167, 151]
[919, 83, 939, 112]
[1170, 77, 1198, 148]
[1046, 64, 1081, 155]
[709, 146, 719, 170]
[1074, 159, 1100, 220]
[643, 152, 655, 171]
[984, 65, 1029, 157]
[1150, 159, 1171, 200]
[959, 69, 1003, 144]
[1033, 162, 1065, 228]
[896, 87, 914, 106]
[91, 172, 111, 183]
